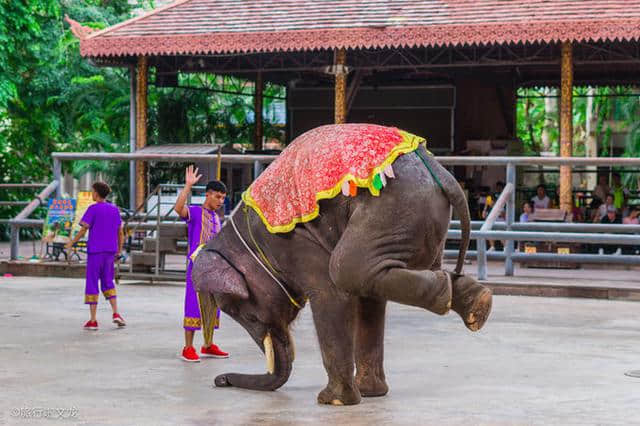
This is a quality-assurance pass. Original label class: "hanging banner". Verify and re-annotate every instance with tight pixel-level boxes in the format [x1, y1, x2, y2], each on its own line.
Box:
[72, 191, 94, 238]
[42, 198, 76, 243]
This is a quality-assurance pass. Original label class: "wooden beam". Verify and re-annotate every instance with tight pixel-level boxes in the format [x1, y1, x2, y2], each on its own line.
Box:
[559, 42, 573, 214]
[254, 72, 263, 151]
[135, 56, 148, 210]
[334, 49, 347, 124]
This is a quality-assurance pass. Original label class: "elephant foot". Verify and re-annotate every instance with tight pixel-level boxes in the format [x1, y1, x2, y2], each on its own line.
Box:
[451, 274, 492, 332]
[317, 383, 361, 406]
[356, 373, 389, 397]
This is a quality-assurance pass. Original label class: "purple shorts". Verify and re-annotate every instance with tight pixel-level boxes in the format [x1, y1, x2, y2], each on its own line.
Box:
[85, 252, 116, 304]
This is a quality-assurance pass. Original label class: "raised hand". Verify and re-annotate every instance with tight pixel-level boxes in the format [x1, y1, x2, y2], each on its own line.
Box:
[185, 165, 202, 187]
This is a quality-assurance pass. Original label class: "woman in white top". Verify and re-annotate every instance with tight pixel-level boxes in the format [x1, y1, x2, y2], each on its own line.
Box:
[595, 193, 615, 222]
[531, 185, 550, 210]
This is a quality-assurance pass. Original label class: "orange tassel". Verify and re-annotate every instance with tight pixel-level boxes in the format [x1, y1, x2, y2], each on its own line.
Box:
[349, 181, 357, 197]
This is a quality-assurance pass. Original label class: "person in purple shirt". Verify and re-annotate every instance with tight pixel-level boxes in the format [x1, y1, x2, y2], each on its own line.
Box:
[174, 165, 229, 362]
[66, 182, 125, 330]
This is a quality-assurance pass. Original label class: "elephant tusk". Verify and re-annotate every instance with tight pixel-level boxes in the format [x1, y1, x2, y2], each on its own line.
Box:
[264, 333, 275, 375]
[287, 328, 296, 362]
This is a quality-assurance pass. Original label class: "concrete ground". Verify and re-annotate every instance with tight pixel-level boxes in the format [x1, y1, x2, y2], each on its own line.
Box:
[1, 276, 640, 425]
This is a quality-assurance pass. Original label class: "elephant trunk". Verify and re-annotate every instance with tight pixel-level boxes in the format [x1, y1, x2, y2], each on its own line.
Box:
[426, 153, 471, 275]
[214, 329, 292, 391]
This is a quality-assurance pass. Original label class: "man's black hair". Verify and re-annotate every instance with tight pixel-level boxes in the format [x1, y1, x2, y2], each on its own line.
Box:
[92, 181, 111, 198]
[206, 180, 227, 194]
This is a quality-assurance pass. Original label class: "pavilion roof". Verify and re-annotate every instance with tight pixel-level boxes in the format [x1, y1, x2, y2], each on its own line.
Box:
[71, 0, 640, 58]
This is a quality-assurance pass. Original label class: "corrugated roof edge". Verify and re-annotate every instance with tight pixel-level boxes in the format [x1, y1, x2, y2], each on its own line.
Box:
[79, 18, 640, 57]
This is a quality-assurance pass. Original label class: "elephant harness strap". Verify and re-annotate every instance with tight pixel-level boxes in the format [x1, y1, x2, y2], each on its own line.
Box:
[229, 204, 304, 310]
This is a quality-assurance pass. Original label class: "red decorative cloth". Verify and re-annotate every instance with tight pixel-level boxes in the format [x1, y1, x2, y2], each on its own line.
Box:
[243, 124, 425, 233]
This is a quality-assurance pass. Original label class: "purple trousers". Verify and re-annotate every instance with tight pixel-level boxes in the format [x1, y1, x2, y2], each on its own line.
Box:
[183, 262, 201, 330]
[85, 252, 116, 304]
[184, 261, 220, 331]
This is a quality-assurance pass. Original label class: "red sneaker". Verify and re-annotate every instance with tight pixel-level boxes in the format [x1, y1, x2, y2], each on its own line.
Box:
[83, 320, 98, 330]
[112, 313, 126, 327]
[181, 346, 200, 362]
[201, 344, 229, 359]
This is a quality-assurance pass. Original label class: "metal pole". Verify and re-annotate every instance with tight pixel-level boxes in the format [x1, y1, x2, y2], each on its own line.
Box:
[10, 225, 19, 260]
[477, 236, 487, 280]
[155, 186, 161, 277]
[447, 229, 640, 245]
[53, 158, 62, 198]
[253, 160, 264, 179]
[51, 153, 640, 166]
[129, 64, 136, 212]
[504, 163, 516, 276]
[477, 182, 514, 281]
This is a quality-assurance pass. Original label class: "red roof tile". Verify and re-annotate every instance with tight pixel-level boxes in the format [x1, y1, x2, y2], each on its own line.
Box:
[78, 0, 640, 57]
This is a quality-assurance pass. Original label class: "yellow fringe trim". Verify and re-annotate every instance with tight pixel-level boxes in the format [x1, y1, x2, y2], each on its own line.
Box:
[103, 288, 117, 299]
[85, 294, 99, 303]
[243, 130, 427, 234]
[183, 317, 201, 328]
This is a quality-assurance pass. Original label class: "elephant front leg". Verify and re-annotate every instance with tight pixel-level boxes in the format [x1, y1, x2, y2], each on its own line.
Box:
[310, 292, 361, 406]
[355, 297, 389, 397]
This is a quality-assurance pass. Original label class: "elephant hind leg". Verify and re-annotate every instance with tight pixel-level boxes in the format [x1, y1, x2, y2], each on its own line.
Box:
[369, 268, 452, 315]
[355, 297, 388, 397]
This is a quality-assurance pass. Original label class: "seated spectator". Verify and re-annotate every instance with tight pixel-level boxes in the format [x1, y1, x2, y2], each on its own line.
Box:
[623, 206, 640, 225]
[567, 195, 584, 222]
[611, 173, 630, 210]
[594, 193, 615, 222]
[600, 205, 621, 224]
[600, 206, 622, 255]
[476, 186, 490, 220]
[531, 184, 551, 210]
[519, 202, 532, 222]
[494, 181, 505, 198]
[592, 174, 610, 204]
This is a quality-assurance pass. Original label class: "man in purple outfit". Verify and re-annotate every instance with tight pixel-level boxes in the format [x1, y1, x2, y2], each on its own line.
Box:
[174, 165, 229, 362]
[66, 182, 125, 330]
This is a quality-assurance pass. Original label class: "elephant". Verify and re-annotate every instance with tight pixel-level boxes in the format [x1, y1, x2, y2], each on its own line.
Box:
[192, 128, 492, 406]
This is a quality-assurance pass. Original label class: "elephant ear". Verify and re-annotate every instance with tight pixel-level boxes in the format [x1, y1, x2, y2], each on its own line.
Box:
[192, 251, 249, 300]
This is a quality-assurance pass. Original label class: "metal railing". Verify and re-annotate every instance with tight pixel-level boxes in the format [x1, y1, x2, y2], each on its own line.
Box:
[436, 157, 640, 280]
[121, 183, 212, 280]
[0, 183, 49, 217]
[6, 181, 59, 260]
[25, 153, 640, 281]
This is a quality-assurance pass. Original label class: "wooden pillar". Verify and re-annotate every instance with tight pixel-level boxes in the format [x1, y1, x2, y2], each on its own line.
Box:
[254, 72, 263, 151]
[559, 42, 573, 213]
[334, 48, 347, 124]
[135, 56, 148, 210]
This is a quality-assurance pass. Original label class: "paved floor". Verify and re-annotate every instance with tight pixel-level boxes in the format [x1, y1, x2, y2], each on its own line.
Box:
[1, 276, 640, 425]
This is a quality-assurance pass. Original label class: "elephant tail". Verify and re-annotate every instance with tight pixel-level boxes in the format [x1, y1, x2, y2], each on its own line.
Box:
[422, 149, 470, 275]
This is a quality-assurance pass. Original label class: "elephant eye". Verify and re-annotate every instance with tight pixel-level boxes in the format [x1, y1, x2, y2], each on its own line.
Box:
[246, 313, 259, 323]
